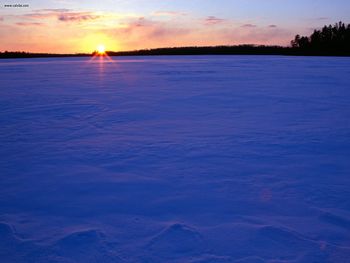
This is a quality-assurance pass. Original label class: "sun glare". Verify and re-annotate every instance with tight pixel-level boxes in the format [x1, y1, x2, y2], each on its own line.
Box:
[97, 44, 106, 55]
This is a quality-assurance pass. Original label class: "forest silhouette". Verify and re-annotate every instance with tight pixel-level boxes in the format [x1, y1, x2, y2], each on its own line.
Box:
[1, 21, 349, 58]
[291, 21, 350, 53]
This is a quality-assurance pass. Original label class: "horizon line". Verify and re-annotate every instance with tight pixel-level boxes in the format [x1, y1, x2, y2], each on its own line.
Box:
[0, 44, 290, 55]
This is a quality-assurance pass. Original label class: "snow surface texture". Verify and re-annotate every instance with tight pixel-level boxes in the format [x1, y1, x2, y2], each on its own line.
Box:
[0, 55, 350, 263]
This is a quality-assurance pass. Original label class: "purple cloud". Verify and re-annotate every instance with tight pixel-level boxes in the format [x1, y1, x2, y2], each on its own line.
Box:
[205, 16, 226, 25]
[58, 13, 100, 22]
[241, 24, 257, 28]
[22, 10, 101, 22]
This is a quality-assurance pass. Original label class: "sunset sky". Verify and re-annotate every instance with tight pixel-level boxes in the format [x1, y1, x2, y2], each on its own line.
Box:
[0, 0, 349, 53]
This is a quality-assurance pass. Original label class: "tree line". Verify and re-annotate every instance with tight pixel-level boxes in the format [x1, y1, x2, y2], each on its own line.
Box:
[291, 21, 350, 54]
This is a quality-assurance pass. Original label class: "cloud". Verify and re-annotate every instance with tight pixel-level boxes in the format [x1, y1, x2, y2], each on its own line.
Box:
[268, 24, 277, 28]
[241, 24, 257, 28]
[58, 13, 101, 22]
[204, 16, 226, 25]
[18, 10, 105, 24]
[18, 9, 131, 25]
[16, 22, 43, 26]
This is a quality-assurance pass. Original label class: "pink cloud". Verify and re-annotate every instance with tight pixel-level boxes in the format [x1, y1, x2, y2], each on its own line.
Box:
[16, 22, 43, 26]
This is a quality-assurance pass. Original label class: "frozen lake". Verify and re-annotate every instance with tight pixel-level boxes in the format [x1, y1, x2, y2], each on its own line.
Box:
[1, 55, 350, 262]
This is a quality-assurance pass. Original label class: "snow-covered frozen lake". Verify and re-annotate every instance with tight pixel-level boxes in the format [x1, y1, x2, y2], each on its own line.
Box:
[1, 55, 350, 262]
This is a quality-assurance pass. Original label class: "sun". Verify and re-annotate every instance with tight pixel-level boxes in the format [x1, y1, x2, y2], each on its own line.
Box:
[96, 44, 106, 55]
